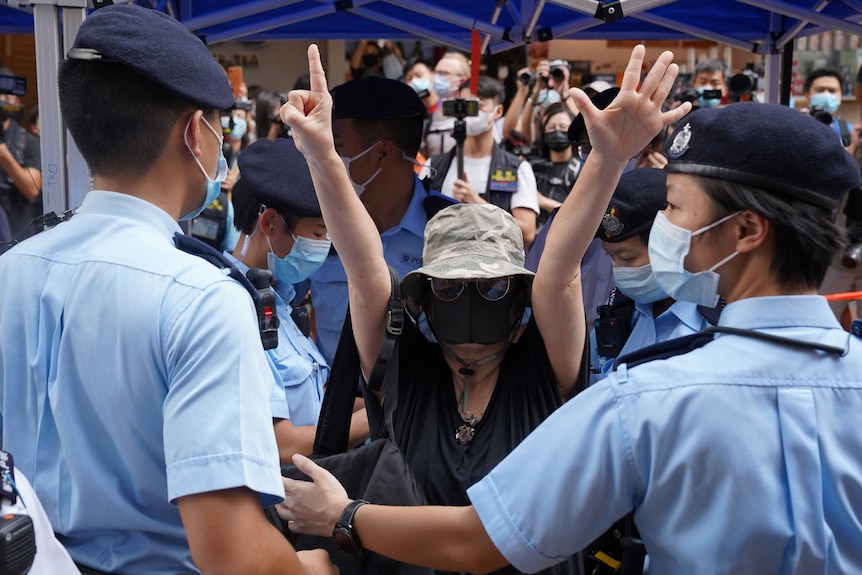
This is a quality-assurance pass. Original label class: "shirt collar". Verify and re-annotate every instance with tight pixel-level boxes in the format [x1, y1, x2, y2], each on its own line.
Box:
[224, 249, 296, 303]
[719, 295, 842, 331]
[632, 299, 705, 332]
[380, 176, 428, 240]
[76, 191, 182, 239]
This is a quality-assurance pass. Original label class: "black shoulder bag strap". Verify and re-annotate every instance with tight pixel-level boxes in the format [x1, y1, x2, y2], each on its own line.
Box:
[312, 266, 402, 456]
[173, 233, 279, 350]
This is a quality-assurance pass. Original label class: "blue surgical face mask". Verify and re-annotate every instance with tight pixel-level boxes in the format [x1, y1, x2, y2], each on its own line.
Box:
[810, 92, 841, 115]
[181, 116, 227, 221]
[266, 219, 331, 285]
[340, 140, 382, 196]
[409, 76, 431, 94]
[612, 263, 668, 304]
[536, 89, 561, 109]
[648, 210, 740, 307]
[696, 87, 721, 109]
[230, 117, 248, 141]
[433, 74, 454, 98]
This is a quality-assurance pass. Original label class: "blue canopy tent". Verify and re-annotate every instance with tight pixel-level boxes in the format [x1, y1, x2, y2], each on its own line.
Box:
[2, 0, 862, 214]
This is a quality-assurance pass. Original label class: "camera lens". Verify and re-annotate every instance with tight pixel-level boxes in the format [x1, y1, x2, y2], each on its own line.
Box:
[809, 106, 833, 126]
[519, 71, 535, 86]
[551, 67, 565, 80]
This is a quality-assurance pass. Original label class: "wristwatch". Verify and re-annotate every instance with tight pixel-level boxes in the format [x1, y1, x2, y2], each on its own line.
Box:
[332, 499, 369, 556]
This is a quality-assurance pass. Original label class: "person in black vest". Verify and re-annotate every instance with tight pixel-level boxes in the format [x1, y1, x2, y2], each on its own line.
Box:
[531, 102, 580, 226]
[424, 76, 539, 246]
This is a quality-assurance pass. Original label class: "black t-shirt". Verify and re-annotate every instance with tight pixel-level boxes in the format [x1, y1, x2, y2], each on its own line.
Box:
[394, 315, 563, 505]
[393, 315, 579, 575]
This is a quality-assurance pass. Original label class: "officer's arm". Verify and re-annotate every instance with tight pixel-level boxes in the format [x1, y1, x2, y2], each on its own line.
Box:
[353, 504, 507, 574]
[178, 488, 335, 575]
[282, 454, 509, 574]
[0, 144, 40, 201]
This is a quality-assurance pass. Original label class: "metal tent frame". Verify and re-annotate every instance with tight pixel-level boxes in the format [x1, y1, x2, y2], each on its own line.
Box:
[3, 0, 862, 214]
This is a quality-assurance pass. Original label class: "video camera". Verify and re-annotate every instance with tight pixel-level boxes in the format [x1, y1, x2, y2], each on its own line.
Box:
[809, 105, 834, 127]
[519, 71, 536, 88]
[729, 69, 759, 100]
[442, 98, 479, 119]
[548, 59, 569, 82]
[441, 98, 480, 180]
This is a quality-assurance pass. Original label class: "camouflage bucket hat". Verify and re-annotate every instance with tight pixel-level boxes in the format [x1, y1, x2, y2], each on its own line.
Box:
[401, 203, 534, 319]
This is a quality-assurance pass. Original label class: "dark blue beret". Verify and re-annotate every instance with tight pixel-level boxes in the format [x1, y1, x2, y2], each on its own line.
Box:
[67, 4, 232, 110]
[664, 102, 861, 211]
[332, 76, 426, 120]
[567, 87, 620, 142]
[596, 168, 668, 242]
[237, 138, 320, 218]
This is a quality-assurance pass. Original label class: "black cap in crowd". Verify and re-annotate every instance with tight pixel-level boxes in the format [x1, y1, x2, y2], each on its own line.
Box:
[567, 87, 620, 143]
[664, 102, 861, 211]
[596, 168, 668, 242]
[332, 76, 426, 120]
[67, 4, 233, 110]
[237, 139, 321, 218]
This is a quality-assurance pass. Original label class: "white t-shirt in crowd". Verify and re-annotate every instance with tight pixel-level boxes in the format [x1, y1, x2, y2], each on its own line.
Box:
[421, 154, 539, 214]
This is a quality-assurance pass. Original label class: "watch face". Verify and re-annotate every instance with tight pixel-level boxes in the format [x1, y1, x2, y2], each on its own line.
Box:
[333, 526, 361, 556]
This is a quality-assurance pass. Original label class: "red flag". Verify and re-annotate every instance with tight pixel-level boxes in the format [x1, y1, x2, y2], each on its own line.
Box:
[471, 29, 481, 95]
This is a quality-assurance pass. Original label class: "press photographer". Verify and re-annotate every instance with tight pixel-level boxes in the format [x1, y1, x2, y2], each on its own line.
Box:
[690, 58, 730, 108]
[0, 68, 42, 241]
[801, 68, 859, 156]
[502, 59, 575, 157]
[424, 76, 539, 246]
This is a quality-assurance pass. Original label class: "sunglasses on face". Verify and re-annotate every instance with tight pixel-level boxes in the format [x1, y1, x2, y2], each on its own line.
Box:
[428, 276, 512, 302]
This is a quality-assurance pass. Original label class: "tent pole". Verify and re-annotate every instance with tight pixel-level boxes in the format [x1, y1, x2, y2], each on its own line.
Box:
[30, 0, 88, 215]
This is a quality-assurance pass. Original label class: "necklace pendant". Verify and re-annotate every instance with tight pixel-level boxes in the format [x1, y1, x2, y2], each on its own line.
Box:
[455, 423, 475, 445]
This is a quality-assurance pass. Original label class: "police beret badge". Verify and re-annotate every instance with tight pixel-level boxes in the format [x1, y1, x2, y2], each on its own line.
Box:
[666, 123, 691, 159]
[601, 206, 625, 238]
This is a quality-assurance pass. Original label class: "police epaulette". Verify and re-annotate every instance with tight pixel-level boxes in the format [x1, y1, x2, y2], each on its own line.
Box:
[173, 232, 279, 350]
[614, 331, 715, 371]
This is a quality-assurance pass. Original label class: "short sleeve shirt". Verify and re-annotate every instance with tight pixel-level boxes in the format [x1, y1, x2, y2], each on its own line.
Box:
[469, 295, 862, 575]
[0, 191, 283, 574]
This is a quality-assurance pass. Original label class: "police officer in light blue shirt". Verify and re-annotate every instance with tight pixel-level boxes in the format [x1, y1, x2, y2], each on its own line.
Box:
[226, 138, 368, 461]
[309, 76, 432, 363]
[0, 6, 334, 575]
[589, 168, 716, 381]
[278, 46, 862, 575]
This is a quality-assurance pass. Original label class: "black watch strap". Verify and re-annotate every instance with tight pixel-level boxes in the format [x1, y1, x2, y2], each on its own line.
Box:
[332, 499, 369, 556]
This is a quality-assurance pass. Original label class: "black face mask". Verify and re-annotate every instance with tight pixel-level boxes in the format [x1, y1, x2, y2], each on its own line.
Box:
[545, 130, 571, 152]
[362, 54, 380, 68]
[427, 282, 521, 345]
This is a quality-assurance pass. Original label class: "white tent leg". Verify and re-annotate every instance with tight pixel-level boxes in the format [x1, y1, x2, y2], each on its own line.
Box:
[29, 0, 88, 215]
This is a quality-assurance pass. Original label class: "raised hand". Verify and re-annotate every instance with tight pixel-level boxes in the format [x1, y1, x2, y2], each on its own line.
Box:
[279, 44, 334, 158]
[568, 45, 690, 164]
